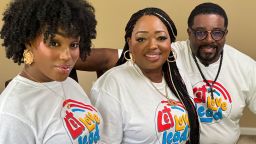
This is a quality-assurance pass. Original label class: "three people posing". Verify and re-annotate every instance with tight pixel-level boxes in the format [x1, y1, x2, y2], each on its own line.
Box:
[1, 1, 255, 144]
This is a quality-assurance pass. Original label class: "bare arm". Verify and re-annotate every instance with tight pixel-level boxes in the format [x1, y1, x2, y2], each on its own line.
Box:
[75, 48, 119, 77]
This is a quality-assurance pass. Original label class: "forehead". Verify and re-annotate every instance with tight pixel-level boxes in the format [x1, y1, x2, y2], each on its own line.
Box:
[192, 14, 225, 29]
[133, 15, 168, 33]
[42, 28, 80, 40]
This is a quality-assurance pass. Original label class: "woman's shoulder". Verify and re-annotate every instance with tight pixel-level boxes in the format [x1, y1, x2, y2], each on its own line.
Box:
[92, 62, 134, 89]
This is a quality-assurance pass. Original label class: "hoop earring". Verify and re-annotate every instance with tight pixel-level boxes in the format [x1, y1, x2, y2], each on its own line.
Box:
[23, 49, 34, 65]
[124, 50, 135, 63]
[167, 48, 177, 63]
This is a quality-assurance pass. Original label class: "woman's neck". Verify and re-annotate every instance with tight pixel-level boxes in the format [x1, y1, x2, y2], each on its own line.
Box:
[142, 69, 163, 83]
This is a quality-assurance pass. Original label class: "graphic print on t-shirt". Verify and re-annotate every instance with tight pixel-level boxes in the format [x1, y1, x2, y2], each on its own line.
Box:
[62, 99, 101, 144]
[155, 100, 189, 144]
[193, 80, 232, 123]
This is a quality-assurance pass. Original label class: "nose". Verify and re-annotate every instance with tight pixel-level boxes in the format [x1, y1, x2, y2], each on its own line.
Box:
[205, 31, 214, 42]
[148, 39, 157, 49]
[60, 47, 71, 61]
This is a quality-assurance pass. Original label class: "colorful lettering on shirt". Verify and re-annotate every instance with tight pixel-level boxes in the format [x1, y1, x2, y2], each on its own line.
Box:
[193, 81, 232, 123]
[155, 100, 189, 144]
[63, 99, 101, 143]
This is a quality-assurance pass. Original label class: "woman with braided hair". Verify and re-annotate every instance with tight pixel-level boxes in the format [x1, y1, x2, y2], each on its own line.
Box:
[0, 0, 102, 143]
[90, 7, 199, 144]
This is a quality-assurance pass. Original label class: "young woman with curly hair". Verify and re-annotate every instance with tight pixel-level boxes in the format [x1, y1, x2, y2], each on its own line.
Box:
[0, 0, 102, 143]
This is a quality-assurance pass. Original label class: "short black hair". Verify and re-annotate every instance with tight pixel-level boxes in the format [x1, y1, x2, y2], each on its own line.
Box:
[188, 2, 228, 28]
[0, 0, 97, 64]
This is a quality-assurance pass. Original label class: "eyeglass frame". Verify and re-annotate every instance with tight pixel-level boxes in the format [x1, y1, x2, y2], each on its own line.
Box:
[189, 27, 227, 41]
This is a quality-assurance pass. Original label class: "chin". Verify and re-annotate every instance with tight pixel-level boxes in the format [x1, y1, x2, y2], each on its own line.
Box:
[199, 53, 215, 61]
[54, 76, 68, 82]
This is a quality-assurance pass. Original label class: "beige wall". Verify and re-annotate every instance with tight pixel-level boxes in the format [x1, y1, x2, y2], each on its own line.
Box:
[1, 1, 256, 127]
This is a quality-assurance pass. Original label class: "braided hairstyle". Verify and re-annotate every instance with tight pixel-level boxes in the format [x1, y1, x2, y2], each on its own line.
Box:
[188, 2, 228, 29]
[116, 7, 199, 143]
[0, 0, 97, 64]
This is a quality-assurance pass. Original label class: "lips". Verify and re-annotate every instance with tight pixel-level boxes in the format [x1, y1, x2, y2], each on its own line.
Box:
[145, 52, 161, 61]
[199, 45, 217, 54]
[56, 64, 72, 74]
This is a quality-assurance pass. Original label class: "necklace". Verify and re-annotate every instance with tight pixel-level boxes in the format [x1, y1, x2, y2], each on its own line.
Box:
[21, 70, 66, 100]
[151, 79, 169, 99]
[192, 52, 223, 99]
[132, 63, 177, 105]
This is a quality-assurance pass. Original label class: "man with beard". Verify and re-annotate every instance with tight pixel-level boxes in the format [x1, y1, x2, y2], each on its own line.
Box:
[169, 2, 256, 143]
[74, 2, 256, 143]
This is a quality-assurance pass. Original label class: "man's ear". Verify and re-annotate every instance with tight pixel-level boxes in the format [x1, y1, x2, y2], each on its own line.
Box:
[187, 28, 191, 35]
[225, 29, 228, 35]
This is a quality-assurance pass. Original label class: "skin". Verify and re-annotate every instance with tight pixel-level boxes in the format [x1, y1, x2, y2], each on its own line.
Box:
[187, 14, 228, 66]
[127, 15, 172, 82]
[75, 48, 118, 77]
[20, 31, 80, 82]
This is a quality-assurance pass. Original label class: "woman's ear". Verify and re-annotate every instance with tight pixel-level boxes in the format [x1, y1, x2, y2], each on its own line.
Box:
[25, 42, 33, 50]
[127, 38, 132, 53]
[23, 42, 34, 65]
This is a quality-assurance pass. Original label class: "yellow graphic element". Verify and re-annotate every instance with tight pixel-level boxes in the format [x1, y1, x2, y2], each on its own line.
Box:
[79, 112, 100, 132]
[221, 101, 227, 111]
[86, 112, 100, 123]
[174, 114, 188, 131]
[207, 96, 227, 111]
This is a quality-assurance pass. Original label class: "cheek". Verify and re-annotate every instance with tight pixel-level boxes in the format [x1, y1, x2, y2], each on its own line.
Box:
[131, 49, 139, 60]
[161, 43, 171, 55]
[130, 42, 141, 54]
[35, 43, 54, 60]
[70, 48, 80, 60]
[163, 49, 171, 60]
[218, 39, 226, 46]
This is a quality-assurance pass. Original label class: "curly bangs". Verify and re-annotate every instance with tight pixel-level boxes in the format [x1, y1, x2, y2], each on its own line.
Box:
[0, 0, 97, 64]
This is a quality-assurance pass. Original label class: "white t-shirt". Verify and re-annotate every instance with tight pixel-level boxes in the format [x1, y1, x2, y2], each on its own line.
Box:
[0, 75, 102, 144]
[172, 40, 256, 144]
[90, 61, 193, 144]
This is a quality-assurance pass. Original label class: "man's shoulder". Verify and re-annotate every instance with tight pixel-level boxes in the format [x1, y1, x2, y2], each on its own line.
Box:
[224, 44, 255, 63]
[171, 40, 189, 55]
[172, 40, 188, 49]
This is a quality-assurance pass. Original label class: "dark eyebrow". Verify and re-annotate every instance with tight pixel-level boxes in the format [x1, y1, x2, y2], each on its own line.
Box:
[135, 31, 148, 35]
[55, 31, 67, 37]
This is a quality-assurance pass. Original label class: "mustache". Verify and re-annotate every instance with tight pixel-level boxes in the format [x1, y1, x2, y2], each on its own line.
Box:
[199, 44, 218, 49]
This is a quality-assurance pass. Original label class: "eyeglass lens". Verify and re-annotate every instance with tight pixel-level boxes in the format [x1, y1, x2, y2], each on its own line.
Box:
[193, 29, 226, 41]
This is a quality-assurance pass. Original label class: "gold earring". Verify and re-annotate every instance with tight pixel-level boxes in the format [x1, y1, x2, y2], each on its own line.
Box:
[23, 49, 34, 65]
[167, 48, 177, 63]
[124, 50, 135, 63]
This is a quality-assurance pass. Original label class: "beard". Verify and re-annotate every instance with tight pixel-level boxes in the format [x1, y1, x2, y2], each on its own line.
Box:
[196, 44, 219, 63]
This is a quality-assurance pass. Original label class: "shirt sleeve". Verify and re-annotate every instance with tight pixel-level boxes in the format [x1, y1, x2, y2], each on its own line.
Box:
[0, 113, 36, 144]
[118, 49, 123, 58]
[178, 68, 195, 100]
[246, 60, 256, 114]
[91, 87, 123, 144]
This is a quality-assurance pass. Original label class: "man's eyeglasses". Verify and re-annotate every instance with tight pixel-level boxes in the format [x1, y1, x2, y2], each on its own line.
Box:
[190, 28, 227, 41]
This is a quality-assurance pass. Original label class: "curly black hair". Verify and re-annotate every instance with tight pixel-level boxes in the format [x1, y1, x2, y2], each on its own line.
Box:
[116, 7, 199, 144]
[0, 0, 97, 64]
